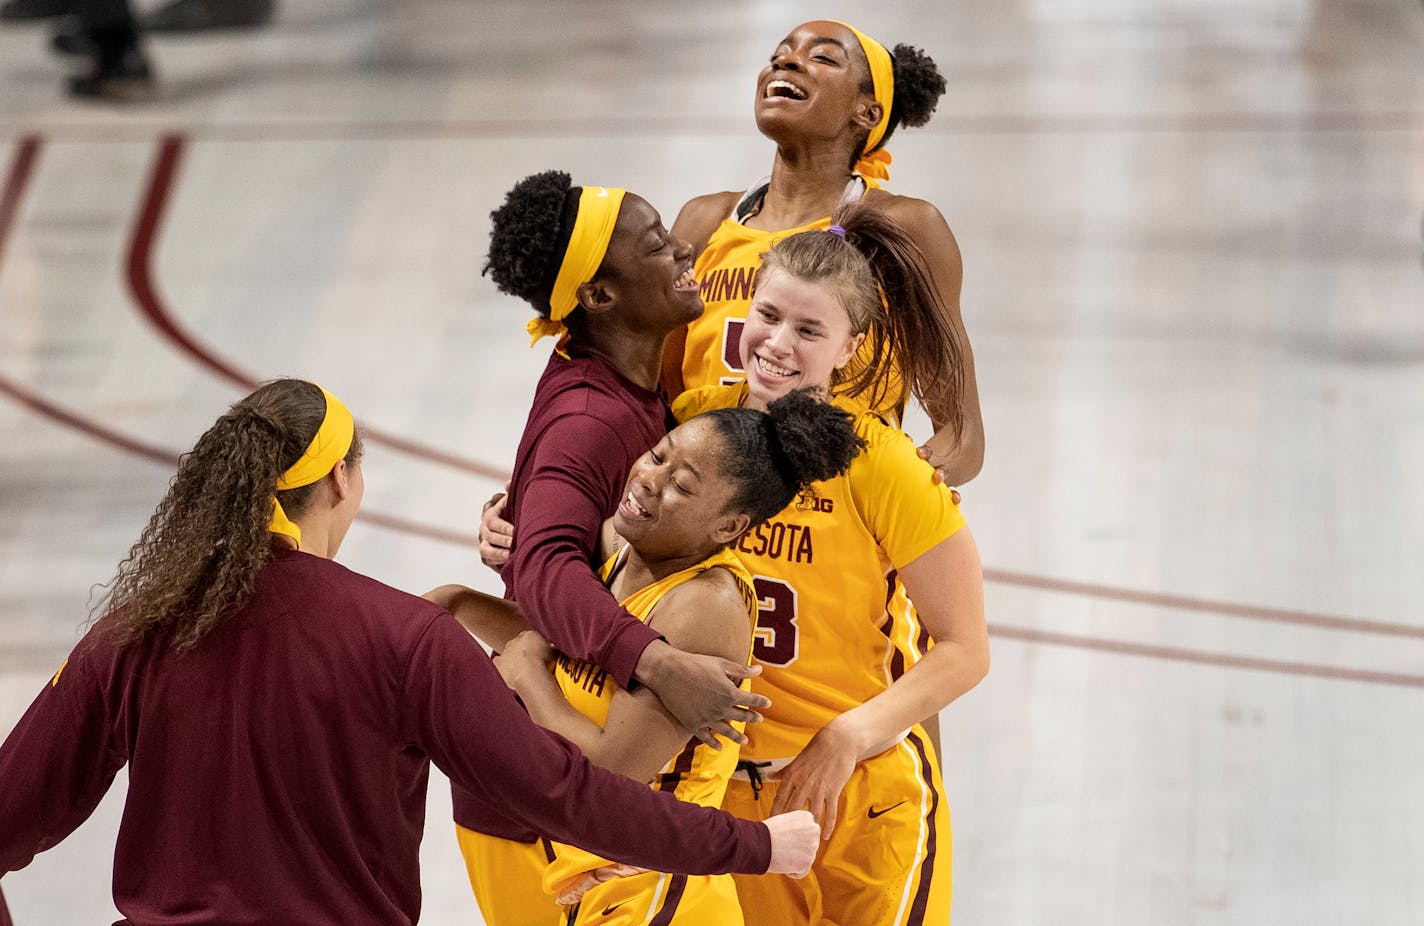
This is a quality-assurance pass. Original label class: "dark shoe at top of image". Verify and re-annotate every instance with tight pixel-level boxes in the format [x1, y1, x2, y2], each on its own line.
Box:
[68, 41, 155, 102]
[142, 0, 274, 32]
[49, 14, 94, 56]
[0, 0, 71, 21]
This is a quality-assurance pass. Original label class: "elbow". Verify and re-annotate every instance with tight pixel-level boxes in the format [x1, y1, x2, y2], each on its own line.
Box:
[971, 637, 990, 688]
[951, 428, 985, 485]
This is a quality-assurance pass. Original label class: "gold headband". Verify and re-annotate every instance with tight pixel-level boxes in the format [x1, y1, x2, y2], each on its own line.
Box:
[526, 186, 627, 348]
[831, 21, 895, 185]
[268, 386, 356, 545]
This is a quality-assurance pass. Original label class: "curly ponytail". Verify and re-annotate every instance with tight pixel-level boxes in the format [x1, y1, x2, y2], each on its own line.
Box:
[92, 379, 362, 651]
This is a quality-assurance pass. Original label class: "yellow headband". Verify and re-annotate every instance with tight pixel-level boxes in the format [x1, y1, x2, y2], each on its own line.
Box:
[831, 21, 895, 185]
[268, 386, 356, 545]
[526, 185, 627, 349]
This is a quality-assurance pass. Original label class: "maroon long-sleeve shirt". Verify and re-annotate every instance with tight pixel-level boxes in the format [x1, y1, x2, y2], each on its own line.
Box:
[451, 352, 672, 840]
[500, 351, 672, 683]
[0, 549, 769, 925]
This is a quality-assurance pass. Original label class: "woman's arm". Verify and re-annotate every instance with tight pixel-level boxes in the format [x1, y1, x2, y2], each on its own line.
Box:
[770, 527, 988, 836]
[497, 568, 755, 783]
[0, 647, 127, 876]
[423, 584, 529, 652]
[876, 193, 986, 486]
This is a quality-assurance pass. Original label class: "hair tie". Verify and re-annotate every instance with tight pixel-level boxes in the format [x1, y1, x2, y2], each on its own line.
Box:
[827, 225, 847, 239]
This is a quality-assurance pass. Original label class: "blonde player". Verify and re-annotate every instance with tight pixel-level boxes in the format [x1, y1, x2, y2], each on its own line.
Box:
[672, 204, 990, 925]
[439, 390, 863, 925]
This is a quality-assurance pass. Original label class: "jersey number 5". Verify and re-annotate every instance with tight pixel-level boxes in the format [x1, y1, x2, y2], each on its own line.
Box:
[751, 576, 800, 667]
[721, 319, 746, 378]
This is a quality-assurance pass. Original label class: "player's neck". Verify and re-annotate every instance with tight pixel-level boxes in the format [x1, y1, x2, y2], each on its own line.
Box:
[749, 147, 856, 230]
[616, 546, 710, 592]
[575, 328, 667, 393]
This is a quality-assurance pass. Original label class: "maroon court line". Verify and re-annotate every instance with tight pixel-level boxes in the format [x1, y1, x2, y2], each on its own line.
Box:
[0, 135, 40, 268]
[3, 108, 1422, 145]
[983, 568, 1424, 641]
[126, 133, 509, 482]
[0, 137, 478, 550]
[1, 135, 1417, 689]
[0, 374, 479, 549]
[990, 624, 1424, 690]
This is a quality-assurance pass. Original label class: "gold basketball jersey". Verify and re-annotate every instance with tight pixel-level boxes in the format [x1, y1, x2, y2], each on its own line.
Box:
[542, 547, 757, 899]
[672, 385, 965, 762]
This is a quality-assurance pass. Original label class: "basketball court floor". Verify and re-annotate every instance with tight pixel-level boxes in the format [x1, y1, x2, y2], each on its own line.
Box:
[2, 1, 1422, 923]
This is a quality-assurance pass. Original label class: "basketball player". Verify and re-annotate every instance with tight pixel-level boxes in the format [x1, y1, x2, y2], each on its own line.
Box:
[439, 389, 863, 925]
[455, 171, 775, 926]
[662, 19, 984, 488]
[673, 206, 990, 925]
[0, 380, 821, 924]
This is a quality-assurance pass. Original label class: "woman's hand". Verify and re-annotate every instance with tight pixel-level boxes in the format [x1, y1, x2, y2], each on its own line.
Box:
[769, 719, 864, 841]
[479, 487, 515, 571]
[915, 444, 962, 502]
[493, 630, 553, 689]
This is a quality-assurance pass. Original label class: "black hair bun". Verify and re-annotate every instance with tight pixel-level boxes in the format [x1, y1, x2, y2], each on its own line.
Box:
[890, 43, 947, 130]
[766, 389, 865, 486]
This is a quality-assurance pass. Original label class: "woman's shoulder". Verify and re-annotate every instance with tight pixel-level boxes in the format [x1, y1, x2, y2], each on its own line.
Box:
[831, 397, 931, 479]
[864, 188, 954, 235]
[671, 383, 746, 422]
[672, 191, 742, 250]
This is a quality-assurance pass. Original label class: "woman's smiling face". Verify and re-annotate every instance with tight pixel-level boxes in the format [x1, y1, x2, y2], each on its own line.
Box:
[613, 417, 743, 560]
[739, 268, 864, 409]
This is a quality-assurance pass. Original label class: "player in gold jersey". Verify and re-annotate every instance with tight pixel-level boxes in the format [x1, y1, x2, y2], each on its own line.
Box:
[440, 390, 863, 925]
[662, 18, 984, 488]
[672, 204, 990, 925]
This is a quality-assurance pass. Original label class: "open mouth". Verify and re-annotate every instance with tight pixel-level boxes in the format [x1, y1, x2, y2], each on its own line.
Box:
[673, 266, 699, 293]
[753, 354, 797, 379]
[764, 79, 807, 101]
[618, 491, 652, 521]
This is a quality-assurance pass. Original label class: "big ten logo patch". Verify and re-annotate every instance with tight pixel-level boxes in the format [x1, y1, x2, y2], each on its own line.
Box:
[795, 491, 833, 514]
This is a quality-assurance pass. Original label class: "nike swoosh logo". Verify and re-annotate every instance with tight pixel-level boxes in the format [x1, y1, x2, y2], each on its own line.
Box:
[594, 187, 609, 197]
[602, 901, 628, 916]
[867, 800, 908, 819]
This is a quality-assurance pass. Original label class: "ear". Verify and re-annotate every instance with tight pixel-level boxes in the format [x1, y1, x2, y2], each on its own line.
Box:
[711, 512, 751, 546]
[834, 331, 867, 370]
[852, 99, 883, 135]
[575, 279, 617, 317]
[329, 459, 353, 502]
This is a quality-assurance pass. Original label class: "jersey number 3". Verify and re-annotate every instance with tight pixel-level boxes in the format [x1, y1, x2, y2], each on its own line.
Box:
[751, 576, 800, 667]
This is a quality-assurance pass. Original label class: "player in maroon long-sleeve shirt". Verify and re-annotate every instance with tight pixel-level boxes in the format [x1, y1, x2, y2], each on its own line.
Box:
[452, 172, 779, 925]
[0, 380, 819, 926]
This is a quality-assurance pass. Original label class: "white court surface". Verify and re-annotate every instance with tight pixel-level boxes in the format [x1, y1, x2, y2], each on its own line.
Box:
[2, 1, 1423, 923]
